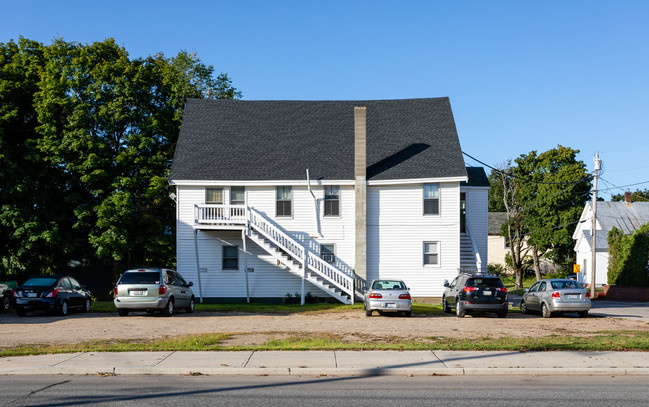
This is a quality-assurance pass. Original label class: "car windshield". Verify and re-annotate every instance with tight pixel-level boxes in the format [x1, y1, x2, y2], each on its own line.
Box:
[466, 278, 504, 288]
[118, 272, 160, 285]
[551, 280, 583, 289]
[22, 277, 57, 287]
[372, 280, 405, 290]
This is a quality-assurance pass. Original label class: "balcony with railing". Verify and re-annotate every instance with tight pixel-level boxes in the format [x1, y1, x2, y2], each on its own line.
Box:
[194, 204, 247, 227]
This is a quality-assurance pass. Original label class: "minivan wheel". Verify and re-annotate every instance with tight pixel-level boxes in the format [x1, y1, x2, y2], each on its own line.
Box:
[442, 297, 452, 314]
[578, 310, 588, 318]
[497, 309, 508, 318]
[2, 295, 10, 312]
[186, 297, 195, 313]
[456, 301, 466, 318]
[542, 303, 552, 318]
[118, 309, 129, 316]
[163, 298, 174, 316]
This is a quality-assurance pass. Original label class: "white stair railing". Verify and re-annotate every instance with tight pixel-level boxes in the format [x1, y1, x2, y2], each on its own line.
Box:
[307, 253, 354, 301]
[247, 207, 354, 303]
[248, 207, 304, 266]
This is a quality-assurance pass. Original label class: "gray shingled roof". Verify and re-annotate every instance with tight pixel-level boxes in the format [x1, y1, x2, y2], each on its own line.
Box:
[170, 98, 468, 182]
[461, 167, 490, 187]
[581, 201, 649, 250]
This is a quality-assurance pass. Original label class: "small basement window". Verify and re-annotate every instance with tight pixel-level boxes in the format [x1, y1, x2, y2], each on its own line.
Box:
[223, 246, 239, 270]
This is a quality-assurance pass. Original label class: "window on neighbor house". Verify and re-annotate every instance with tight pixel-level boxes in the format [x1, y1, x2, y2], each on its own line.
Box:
[504, 236, 511, 249]
[230, 186, 245, 205]
[320, 244, 335, 263]
[223, 246, 239, 270]
[423, 242, 439, 266]
[423, 184, 439, 215]
[276, 186, 292, 217]
[324, 186, 340, 217]
[206, 188, 223, 204]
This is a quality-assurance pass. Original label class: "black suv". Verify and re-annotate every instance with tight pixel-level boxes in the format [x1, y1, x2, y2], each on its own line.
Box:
[442, 272, 508, 318]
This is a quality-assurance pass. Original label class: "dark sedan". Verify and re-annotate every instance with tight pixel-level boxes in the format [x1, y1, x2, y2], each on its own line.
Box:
[13, 275, 92, 316]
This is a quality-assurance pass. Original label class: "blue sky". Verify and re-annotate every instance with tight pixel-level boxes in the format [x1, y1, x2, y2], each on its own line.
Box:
[3, 0, 648, 199]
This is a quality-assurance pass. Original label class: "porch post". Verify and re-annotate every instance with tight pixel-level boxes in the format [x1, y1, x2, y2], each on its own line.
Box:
[242, 228, 250, 303]
[193, 229, 204, 303]
[301, 251, 306, 305]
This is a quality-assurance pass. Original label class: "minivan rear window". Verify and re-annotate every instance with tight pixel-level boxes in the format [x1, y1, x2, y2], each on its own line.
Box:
[118, 271, 160, 285]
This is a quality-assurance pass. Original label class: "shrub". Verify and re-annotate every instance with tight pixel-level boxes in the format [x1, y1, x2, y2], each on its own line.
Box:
[607, 224, 649, 286]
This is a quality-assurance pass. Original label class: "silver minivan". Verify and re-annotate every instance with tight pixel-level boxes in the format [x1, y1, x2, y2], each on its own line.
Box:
[114, 268, 194, 316]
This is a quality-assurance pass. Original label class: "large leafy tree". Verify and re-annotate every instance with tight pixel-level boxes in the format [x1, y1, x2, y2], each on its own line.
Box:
[0, 37, 240, 279]
[491, 146, 591, 287]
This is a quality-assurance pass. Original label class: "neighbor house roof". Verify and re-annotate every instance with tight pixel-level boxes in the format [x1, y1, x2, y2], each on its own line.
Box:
[170, 98, 468, 183]
[488, 212, 508, 235]
[575, 201, 649, 250]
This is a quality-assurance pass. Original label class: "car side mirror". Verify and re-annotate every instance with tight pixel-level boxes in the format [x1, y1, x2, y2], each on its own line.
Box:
[188, 282, 193, 287]
[443, 280, 449, 288]
[524, 288, 529, 292]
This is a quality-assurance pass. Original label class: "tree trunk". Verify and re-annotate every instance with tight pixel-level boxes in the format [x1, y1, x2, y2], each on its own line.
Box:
[532, 245, 542, 281]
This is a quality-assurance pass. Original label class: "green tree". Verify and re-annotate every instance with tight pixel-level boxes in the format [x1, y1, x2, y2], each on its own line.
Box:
[0, 37, 240, 279]
[493, 146, 591, 288]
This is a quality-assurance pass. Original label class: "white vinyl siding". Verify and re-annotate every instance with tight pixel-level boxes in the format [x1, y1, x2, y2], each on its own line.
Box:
[367, 182, 461, 297]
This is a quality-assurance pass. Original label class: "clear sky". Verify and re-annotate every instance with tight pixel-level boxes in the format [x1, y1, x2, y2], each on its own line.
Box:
[3, 0, 648, 199]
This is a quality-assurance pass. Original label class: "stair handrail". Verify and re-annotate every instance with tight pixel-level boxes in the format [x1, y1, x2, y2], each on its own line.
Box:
[306, 253, 354, 302]
[247, 207, 354, 303]
[247, 207, 305, 266]
[464, 216, 483, 271]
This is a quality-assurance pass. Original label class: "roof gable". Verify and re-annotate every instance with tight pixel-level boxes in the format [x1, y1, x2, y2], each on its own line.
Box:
[170, 98, 468, 182]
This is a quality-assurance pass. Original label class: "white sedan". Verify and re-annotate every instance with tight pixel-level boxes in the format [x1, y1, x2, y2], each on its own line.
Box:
[364, 279, 412, 317]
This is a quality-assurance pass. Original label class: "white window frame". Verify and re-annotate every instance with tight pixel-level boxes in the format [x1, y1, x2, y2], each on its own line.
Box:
[423, 184, 440, 216]
[230, 186, 245, 206]
[320, 243, 336, 263]
[276, 186, 292, 217]
[323, 186, 340, 217]
[206, 187, 224, 204]
[423, 241, 440, 266]
[222, 245, 239, 271]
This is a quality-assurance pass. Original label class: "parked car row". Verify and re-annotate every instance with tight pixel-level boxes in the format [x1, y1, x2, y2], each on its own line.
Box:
[364, 272, 592, 319]
[6, 269, 591, 319]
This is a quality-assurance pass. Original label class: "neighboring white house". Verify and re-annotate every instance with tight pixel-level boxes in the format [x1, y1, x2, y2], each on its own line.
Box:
[573, 194, 649, 287]
[169, 98, 489, 303]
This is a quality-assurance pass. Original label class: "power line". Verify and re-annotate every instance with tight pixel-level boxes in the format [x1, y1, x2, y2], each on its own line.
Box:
[463, 151, 593, 186]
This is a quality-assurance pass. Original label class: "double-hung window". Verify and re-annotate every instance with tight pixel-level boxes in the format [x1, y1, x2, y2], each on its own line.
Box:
[423, 184, 439, 215]
[206, 188, 223, 204]
[324, 186, 340, 217]
[276, 186, 292, 217]
[320, 244, 335, 263]
[230, 186, 245, 205]
[423, 242, 439, 266]
[223, 246, 239, 270]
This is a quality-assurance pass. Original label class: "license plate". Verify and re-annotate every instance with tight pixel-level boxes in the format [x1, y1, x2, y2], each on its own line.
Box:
[131, 291, 144, 296]
[483, 291, 492, 296]
[567, 295, 579, 300]
[27, 293, 37, 298]
[386, 303, 396, 308]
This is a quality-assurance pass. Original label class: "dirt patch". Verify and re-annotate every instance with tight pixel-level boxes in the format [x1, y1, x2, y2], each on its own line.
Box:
[1, 310, 648, 349]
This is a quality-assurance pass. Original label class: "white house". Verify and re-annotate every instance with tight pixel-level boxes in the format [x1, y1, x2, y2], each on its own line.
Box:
[169, 98, 489, 303]
[573, 194, 649, 287]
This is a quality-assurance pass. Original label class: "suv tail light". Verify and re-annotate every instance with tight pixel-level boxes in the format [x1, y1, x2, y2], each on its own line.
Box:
[45, 289, 59, 298]
[463, 286, 477, 292]
[551, 291, 561, 298]
[13, 290, 20, 298]
[496, 287, 508, 293]
[399, 293, 411, 300]
[159, 285, 167, 295]
[585, 291, 591, 298]
[368, 293, 382, 299]
[114, 286, 118, 296]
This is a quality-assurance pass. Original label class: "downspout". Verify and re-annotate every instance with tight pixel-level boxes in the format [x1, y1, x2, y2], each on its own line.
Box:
[193, 229, 203, 303]
[306, 169, 321, 237]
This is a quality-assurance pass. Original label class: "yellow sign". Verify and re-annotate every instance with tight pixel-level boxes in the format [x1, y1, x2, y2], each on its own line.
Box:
[573, 264, 580, 273]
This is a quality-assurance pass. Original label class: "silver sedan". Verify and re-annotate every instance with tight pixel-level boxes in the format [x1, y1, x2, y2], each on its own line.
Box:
[364, 279, 412, 317]
[520, 279, 591, 318]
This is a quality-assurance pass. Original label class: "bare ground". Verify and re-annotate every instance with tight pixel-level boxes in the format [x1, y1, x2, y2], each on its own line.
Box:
[1, 310, 648, 348]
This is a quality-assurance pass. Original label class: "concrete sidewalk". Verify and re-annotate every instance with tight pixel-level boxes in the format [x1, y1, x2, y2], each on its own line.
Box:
[1, 350, 649, 376]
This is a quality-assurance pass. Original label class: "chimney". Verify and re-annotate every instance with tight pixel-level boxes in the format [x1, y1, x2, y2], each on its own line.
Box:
[354, 107, 367, 289]
[624, 190, 632, 205]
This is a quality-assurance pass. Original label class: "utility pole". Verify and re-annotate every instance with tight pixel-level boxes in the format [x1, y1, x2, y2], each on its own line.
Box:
[591, 153, 601, 297]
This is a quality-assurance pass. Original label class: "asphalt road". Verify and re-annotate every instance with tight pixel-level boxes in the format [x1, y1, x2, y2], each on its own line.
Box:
[2, 375, 648, 407]
[590, 301, 649, 322]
